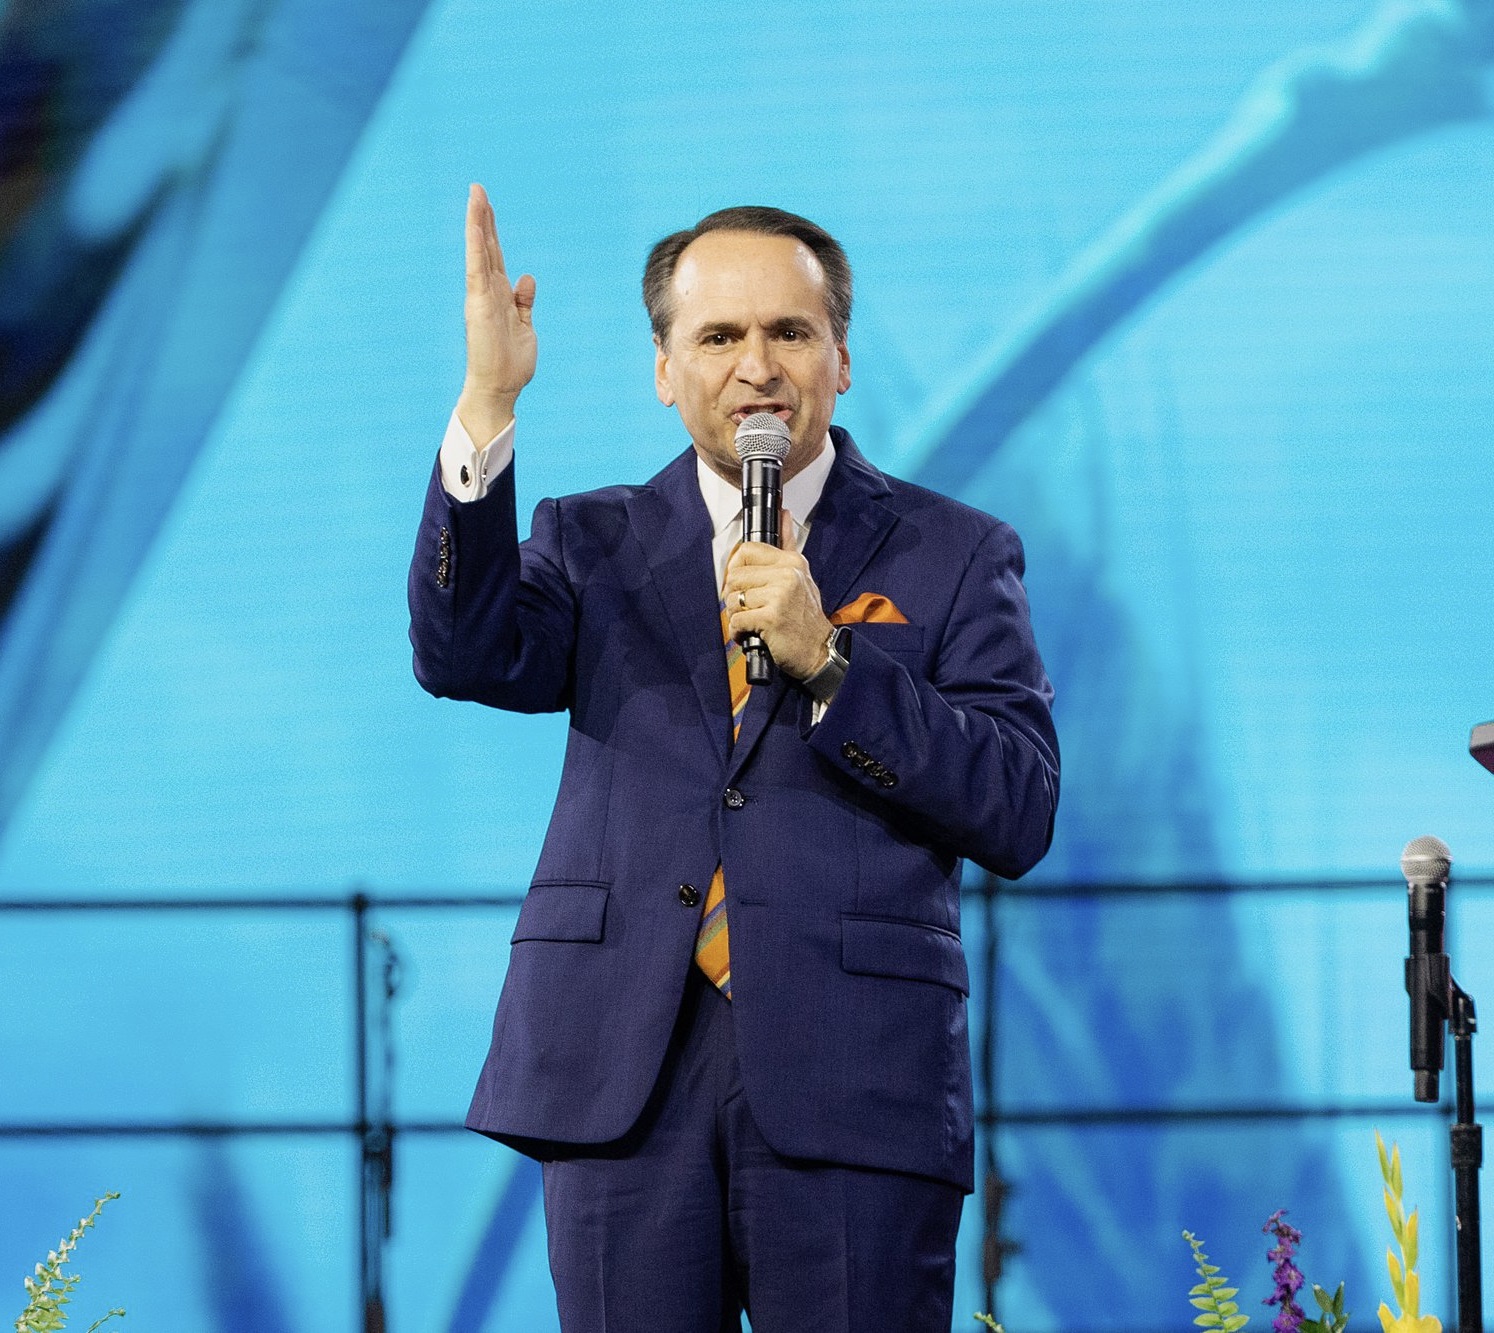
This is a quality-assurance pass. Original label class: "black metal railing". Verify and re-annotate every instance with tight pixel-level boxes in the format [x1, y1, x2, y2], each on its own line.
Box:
[4, 874, 1490, 1332]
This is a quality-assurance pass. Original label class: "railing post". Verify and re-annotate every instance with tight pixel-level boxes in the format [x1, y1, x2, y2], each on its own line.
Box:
[352, 890, 387, 1332]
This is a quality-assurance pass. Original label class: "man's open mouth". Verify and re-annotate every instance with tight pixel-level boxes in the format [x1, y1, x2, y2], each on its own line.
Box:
[732, 405, 791, 424]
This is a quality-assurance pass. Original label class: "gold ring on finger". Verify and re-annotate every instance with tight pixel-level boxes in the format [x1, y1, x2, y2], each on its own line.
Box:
[737, 590, 747, 610]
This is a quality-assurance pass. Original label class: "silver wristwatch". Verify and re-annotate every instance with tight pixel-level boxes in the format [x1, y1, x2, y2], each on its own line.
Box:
[802, 625, 851, 704]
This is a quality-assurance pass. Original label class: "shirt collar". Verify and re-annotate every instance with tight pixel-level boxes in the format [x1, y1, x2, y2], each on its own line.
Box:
[695, 432, 837, 540]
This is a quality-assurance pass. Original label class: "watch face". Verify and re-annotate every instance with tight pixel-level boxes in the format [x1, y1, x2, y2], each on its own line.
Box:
[833, 626, 853, 660]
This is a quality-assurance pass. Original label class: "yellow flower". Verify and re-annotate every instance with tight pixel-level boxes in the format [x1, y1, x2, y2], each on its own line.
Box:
[1375, 1133, 1440, 1333]
[1378, 1302, 1440, 1333]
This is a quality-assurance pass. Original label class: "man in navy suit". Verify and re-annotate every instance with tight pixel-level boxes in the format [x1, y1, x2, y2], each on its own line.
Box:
[409, 185, 1059, 1332]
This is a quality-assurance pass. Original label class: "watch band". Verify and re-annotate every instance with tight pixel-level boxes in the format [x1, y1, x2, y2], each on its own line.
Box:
[802, 625, 851, 704]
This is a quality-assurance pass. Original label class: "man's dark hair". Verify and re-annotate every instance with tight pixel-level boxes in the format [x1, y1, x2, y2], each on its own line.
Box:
[642, 206, 853, 347]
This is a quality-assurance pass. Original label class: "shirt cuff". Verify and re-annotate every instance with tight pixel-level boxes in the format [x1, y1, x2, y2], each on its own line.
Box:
[439, 410, 516, 501]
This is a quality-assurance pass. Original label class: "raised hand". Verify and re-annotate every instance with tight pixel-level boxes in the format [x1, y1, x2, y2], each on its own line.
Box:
[456, 183, 537, 445]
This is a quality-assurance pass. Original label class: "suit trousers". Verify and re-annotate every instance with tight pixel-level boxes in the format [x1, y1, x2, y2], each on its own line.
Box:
[540, 966, 965, 1333]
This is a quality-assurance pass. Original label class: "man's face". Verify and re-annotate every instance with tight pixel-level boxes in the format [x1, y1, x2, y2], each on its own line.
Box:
[654, 230, 851, 484]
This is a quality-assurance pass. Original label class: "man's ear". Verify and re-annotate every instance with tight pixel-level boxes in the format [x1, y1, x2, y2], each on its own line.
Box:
[654, 336, 675, 407]
[836, 341, 852, 395]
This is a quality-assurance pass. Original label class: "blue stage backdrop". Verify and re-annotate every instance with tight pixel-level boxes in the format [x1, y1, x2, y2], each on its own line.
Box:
[2, 0, 1492, 1329]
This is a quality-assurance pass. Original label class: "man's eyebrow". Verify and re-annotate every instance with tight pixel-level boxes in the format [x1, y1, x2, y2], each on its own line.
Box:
[681, 315, 825, 344]
[765, 316, 817, 335]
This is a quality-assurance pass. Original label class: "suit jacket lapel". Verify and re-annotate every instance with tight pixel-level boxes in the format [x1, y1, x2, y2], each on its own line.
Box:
[800, 430, 899, 617]
[625, 448, 734, 768]
[728, 429, 899, 776]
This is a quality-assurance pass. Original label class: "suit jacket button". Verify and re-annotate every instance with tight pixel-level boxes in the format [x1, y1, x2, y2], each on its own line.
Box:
[842, 741, 861, 761]
[723, 788, 745, 810]
[678, 883, 700, 908]
[879, 773, 898, 789]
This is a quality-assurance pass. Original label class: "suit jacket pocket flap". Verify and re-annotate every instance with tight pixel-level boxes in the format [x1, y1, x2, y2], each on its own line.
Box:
[854, 622, 924, 655]
[841, 915, 969, 993]
[511, 881, 610, 943]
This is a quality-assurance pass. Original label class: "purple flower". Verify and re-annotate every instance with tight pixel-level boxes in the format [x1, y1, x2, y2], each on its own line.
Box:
[1263, 1210, 1307, 1333]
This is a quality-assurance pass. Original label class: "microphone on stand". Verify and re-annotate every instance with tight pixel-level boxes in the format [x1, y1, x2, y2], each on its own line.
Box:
[1400, 833, 1487, 1330]
[1402, 835, 1453, 1103]
[734, 412, 791, 685]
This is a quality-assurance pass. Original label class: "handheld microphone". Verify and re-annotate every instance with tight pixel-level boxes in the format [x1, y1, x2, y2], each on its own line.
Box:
[1402, 835, 1453, 1102]
[734, 413, 791, 685]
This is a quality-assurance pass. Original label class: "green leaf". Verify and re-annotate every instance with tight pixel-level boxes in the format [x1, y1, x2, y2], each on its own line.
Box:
[1377, 1130, 1392, 1183]
[1391, 1143, 1403, 1196]
[1195, 1315, 1223, 1328]
[1193, 1298, 1220, 1310]
[1224, 1316, 1251, 1332]
[1215, 1288, 1239, 1301]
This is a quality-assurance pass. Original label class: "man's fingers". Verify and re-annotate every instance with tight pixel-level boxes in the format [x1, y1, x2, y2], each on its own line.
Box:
[465, 186, 536, 341]
[733, 541, 803, 567]
[722, 568, 802, 621]
[465, 185, 493, 290]
[486, 204, 509, 280]
[465, 183, 515, 294]
[513, 272, 537, 317]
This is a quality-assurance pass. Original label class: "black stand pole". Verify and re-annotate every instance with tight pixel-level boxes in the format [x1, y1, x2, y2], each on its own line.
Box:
[355, 898, 403, 1333]
[1450, 981, 1482, 1333]
[978, 875, 1019, 1320]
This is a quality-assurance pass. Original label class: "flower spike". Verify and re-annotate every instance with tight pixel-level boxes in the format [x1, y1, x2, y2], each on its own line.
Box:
[1375, 1131, 1440, 1333]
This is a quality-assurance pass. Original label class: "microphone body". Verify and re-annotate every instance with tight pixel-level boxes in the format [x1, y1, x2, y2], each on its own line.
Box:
[734, 414, 791, 685]
[1403, 835, 1453, 1102]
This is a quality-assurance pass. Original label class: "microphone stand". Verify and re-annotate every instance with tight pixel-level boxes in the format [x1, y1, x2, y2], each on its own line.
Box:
[357, 911, 404, 1333]
[1449, 978, 1482, 1333]
[1405, 832, 1484, 1333]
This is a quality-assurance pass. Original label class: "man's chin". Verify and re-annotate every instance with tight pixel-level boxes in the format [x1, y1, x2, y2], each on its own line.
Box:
[692, 441, 746, 484]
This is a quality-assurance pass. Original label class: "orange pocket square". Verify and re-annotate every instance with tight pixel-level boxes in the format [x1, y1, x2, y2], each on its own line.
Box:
[830, 592, 909, 626]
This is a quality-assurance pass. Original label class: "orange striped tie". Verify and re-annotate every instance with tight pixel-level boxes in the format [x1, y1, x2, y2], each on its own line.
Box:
[693, 600, 748, 999]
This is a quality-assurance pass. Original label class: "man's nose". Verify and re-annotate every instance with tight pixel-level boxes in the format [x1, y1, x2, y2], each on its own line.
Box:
[734, 332, 779, 386]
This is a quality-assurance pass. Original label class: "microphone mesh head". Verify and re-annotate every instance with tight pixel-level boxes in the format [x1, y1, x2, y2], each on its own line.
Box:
[1401, 835, 1452, 884]
[734, 413, 792, 463]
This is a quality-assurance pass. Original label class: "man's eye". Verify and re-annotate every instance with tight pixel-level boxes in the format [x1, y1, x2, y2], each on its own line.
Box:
[705, 333, 731, 347]
[780, 329, 800, 341]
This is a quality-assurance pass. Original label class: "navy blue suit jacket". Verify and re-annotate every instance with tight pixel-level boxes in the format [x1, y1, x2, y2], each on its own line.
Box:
[409, 427, 1058, 1190]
